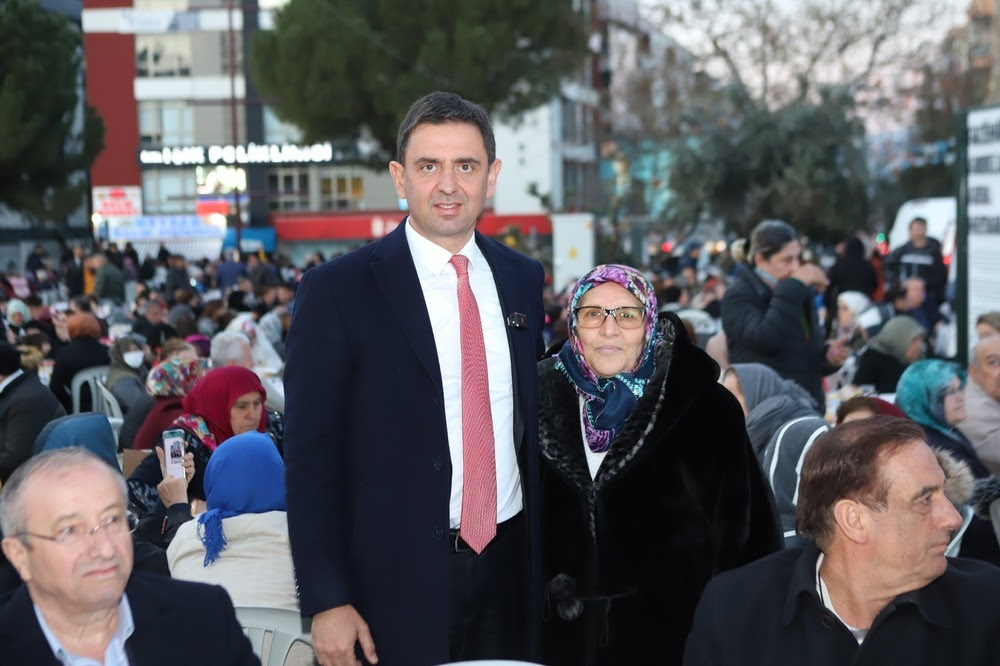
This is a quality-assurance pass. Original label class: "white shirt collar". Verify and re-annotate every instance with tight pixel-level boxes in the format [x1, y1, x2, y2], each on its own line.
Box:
[0, 369, 24, 394]
[405, 219, 484, 276]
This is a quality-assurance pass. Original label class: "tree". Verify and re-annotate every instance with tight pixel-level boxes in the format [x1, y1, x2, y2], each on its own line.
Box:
[0, 0, 104, 231]
[666, 85, 870, 240]
[250, 0, 588, 158]
[650, 0, 955, 115]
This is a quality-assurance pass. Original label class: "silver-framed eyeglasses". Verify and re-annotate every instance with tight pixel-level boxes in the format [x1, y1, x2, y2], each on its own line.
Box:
[14, 512, 138, 547]
[573, 306, 645, 330]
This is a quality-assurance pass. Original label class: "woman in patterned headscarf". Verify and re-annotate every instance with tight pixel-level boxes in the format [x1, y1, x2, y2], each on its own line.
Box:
[537, 264, 781, 666]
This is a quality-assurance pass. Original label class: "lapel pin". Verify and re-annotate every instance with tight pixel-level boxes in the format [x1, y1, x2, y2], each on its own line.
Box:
[506, 312, 528, 330]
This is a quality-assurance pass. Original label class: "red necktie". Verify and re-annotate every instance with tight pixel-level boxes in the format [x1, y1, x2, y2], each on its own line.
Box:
[450, 254, 497, 554]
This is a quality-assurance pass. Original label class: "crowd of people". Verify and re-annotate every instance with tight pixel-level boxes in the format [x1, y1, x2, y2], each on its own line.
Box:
[1, 90, 1000, 666]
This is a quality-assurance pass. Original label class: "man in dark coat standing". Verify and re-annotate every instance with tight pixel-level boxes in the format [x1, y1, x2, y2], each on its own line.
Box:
[684, 416, 1000, 666]
[883, 217, 948, 326]
[0, 343, 65, 483]
[283, 92, 545, 666]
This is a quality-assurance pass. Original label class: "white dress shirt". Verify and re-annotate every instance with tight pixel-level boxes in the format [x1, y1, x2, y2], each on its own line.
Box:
[406, 221, 522, 528]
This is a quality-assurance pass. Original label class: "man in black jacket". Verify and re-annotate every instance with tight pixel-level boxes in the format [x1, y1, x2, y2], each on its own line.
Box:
[0, 447, 259, 665]
[0, 343, 65, 483]
[884, 217, 948, 326]
[684, 416, 1000, 666]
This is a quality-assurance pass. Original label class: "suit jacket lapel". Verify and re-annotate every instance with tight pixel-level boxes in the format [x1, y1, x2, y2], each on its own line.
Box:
[370, 223, 444, 399]
[477, 232, 532, 452]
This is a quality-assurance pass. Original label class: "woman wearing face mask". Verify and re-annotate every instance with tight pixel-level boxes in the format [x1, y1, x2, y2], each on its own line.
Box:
[104, 335, 149, 414]
[538, 264, 781, 666]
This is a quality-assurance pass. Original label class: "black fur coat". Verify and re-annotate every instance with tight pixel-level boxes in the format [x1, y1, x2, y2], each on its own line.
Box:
[538, 314, 782, 666]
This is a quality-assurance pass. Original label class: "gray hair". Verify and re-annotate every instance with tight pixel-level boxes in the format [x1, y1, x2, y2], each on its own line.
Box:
[210, 330, 252, 367]
[396, 91, 496, 165]
[0, 448, 126, 539]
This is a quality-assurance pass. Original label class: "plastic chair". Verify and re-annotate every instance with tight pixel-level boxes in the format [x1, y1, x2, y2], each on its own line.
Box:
[945, 504, 976, 558]
[70, 365, 110, 414]
[96, 382, 125, 445]
[235, 607, 314, 666]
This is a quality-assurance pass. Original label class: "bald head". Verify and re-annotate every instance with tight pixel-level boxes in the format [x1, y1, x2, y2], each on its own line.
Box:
[970, 335, 1000, 402]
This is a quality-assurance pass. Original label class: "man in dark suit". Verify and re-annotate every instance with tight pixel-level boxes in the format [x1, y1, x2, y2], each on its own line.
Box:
[283, 92, 545, 666]
[0, 342, 65, 483]
[0, 446, 259, 665]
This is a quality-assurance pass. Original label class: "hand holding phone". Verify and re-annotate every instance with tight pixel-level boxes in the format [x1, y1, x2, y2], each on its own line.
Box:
[162, 429, 186, 479]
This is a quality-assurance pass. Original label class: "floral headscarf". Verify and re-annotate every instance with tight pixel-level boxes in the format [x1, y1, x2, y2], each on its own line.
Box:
[895, 359, 966, 438]
[555, 264, 660, 452]
[145, 357, 210, 398]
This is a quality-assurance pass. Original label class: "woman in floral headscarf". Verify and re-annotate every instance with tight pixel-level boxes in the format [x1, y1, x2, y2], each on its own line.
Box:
[537, 264, 781, 666]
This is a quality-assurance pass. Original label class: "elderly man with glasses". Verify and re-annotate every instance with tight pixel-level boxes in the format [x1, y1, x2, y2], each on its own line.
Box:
[0, 447, 259, 665]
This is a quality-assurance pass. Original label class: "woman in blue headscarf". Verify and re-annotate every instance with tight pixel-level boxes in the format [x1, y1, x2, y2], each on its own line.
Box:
[166, 430, 298, 611]
[896, 359, 988, 477]
[537, 264, 781, 666]
[896, 359, 1000, 564]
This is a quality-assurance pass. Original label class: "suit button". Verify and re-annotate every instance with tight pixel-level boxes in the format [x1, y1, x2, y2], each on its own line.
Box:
[820, 614, 836, 629]
[433, 457, 444, 471]
[432, 527, 445, 540]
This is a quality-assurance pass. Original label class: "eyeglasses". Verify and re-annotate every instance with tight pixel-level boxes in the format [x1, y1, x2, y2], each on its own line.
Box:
[573, 306, 645, 330]
[14, 512, 138, 547]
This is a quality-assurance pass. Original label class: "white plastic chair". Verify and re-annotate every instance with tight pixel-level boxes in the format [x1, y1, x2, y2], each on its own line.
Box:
[70, 365, 110, 414]
[96, 382, 125, 446]
[945, 504, 976, 558]
[235, 607, 313, 666]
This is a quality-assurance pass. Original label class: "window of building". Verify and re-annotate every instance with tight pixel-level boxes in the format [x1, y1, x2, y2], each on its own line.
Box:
[136, 35, 192, 78]
[267, 167, 310, 211]
[318, 168, 364, 210]
[142, 169, 198, 214]
[139, 101, 194, 147]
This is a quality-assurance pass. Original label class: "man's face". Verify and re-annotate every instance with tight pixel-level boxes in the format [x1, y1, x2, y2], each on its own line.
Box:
[862, 441, 962, 591]
[389, 121, 501, 254]
[1, 462, 133, 617]
[909, 220, 928, 247]
[971, 335, 1000, 402]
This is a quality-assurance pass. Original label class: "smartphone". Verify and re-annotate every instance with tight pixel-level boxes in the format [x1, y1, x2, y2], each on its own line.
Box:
[163, 429, 186, 479]
[50, 301, 70, 313]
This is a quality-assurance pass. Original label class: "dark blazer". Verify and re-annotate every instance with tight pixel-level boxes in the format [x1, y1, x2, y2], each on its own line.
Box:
[283, 223, 545, 666]
[0, 572, 259, 665]
[49, 337, 110, 413]
[721, 264, 829, 407]
[684, 544, 1000, 666]
[0, 372, 66, 482]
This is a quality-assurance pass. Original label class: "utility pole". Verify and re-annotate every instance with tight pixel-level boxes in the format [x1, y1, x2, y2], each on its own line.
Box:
[227, 0, 242, 252]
